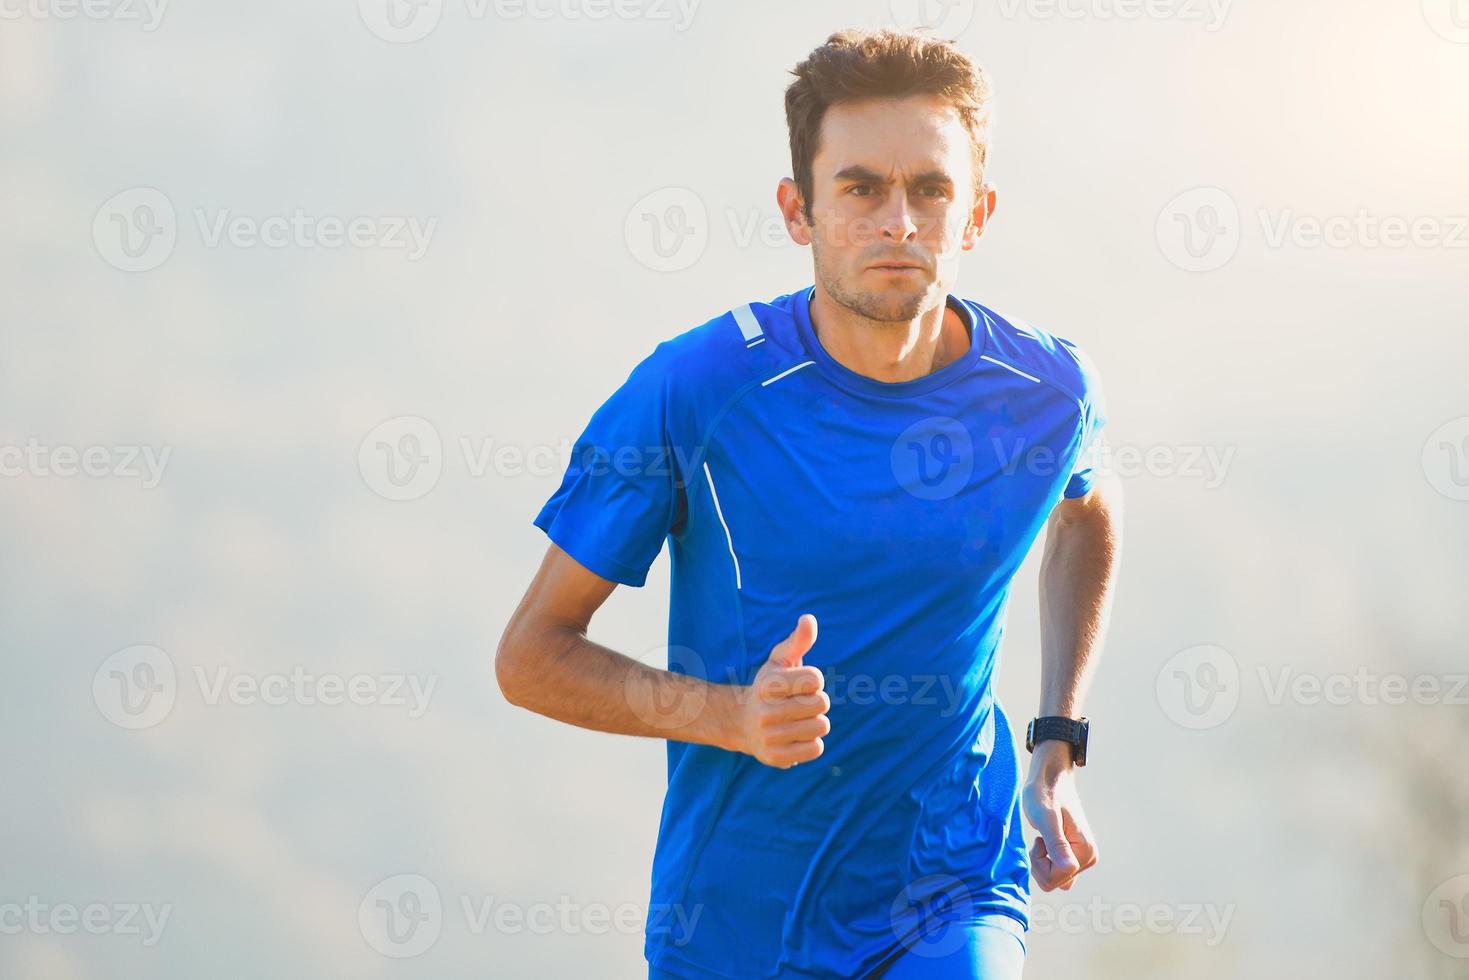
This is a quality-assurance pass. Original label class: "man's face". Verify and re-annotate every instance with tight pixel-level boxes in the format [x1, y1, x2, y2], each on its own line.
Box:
[781, 93, 994, 323]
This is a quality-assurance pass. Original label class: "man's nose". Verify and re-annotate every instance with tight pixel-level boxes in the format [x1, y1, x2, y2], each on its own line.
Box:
[876, 191, 919, 242]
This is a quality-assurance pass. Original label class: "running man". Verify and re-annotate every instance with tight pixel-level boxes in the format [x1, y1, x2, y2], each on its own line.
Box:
[498, 27, 1122, 979]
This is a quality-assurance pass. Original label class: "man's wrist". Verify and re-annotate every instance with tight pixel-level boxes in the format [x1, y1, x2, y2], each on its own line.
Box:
[1028, 738, 1076, 778]
[695, 680, 748, 754]
[1026, 714, 1089, 766]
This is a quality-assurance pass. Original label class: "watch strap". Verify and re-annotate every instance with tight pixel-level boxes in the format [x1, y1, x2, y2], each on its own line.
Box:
[1026, 715, 1089, 766]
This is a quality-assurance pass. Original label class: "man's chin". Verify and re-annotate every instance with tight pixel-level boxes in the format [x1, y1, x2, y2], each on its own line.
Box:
[848, 279, 934, 322]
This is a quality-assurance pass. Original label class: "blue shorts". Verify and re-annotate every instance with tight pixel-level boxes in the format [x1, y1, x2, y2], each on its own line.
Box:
[865, 912, 1028, 980]
[649, 913, 1027, 979]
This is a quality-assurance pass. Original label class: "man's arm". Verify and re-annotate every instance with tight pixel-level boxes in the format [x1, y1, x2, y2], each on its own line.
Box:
[1022, 471, 1124, 891]
[495, 543, 831, 768]
[1038, 471, 1123, 718]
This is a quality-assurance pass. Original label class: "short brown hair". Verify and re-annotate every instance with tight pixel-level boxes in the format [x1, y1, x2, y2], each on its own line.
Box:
[784, 28, 993, 223]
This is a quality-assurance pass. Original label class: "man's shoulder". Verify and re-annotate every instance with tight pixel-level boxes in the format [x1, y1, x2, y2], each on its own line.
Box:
[661, 287, 806, 362]
[635, 287, 811, 404]
[962, 297, 1104, 409]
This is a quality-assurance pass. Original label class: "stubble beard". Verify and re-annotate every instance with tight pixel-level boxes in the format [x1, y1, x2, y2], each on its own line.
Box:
[811, 235, 939, 326]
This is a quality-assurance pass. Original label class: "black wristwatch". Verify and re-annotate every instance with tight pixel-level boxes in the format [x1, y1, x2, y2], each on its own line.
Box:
[1026, 716, 1089, 766]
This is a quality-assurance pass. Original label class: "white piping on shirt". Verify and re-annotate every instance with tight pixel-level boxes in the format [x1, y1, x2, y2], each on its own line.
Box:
[702, 460, 742, 591]
[980, 354, 1041, 384]
[760, 360, 815, 387]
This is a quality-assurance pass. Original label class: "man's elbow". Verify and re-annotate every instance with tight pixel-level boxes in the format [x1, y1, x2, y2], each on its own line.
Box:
[495, 619, 531, 707]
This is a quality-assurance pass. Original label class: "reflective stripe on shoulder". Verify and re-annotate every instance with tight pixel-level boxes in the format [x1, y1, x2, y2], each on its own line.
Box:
[732, 304, 763, 342]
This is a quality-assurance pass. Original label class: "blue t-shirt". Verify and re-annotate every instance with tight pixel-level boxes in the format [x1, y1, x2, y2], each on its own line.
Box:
[533, 285, 1107, 979]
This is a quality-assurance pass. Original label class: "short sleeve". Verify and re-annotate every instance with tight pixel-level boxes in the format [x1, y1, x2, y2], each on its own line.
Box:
[1062, 346, 1108, 500]
[532, 345, 686, 587]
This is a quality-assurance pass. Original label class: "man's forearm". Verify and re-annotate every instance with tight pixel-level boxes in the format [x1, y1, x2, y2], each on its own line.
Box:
[497, 622, 742, 750]
[1037, 481, 1123, 719]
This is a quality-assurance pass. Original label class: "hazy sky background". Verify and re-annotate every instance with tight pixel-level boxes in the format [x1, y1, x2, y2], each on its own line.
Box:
[3, 0, 1468, 977]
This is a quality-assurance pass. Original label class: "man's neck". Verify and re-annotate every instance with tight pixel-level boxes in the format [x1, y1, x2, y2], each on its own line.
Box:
[808, 288, 971, 384]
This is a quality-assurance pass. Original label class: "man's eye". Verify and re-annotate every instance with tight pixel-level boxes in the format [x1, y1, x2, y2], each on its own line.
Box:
[920, 186, 949, 198]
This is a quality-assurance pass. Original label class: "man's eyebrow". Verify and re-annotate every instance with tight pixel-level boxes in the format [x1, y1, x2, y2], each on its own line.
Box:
[831, 165, 955, 185]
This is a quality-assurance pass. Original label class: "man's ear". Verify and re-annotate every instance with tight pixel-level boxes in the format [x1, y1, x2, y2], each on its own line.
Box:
[962, 184, 999, 250]
[777, 177, 813, 247]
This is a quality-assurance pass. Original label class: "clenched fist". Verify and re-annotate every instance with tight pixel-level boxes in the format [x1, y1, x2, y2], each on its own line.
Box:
[736, 614, 831, 769]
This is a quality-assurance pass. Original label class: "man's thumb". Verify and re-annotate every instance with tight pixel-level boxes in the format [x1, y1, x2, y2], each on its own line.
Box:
[767, 613, 818, 668]
[1039, 809, 1081, 877]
